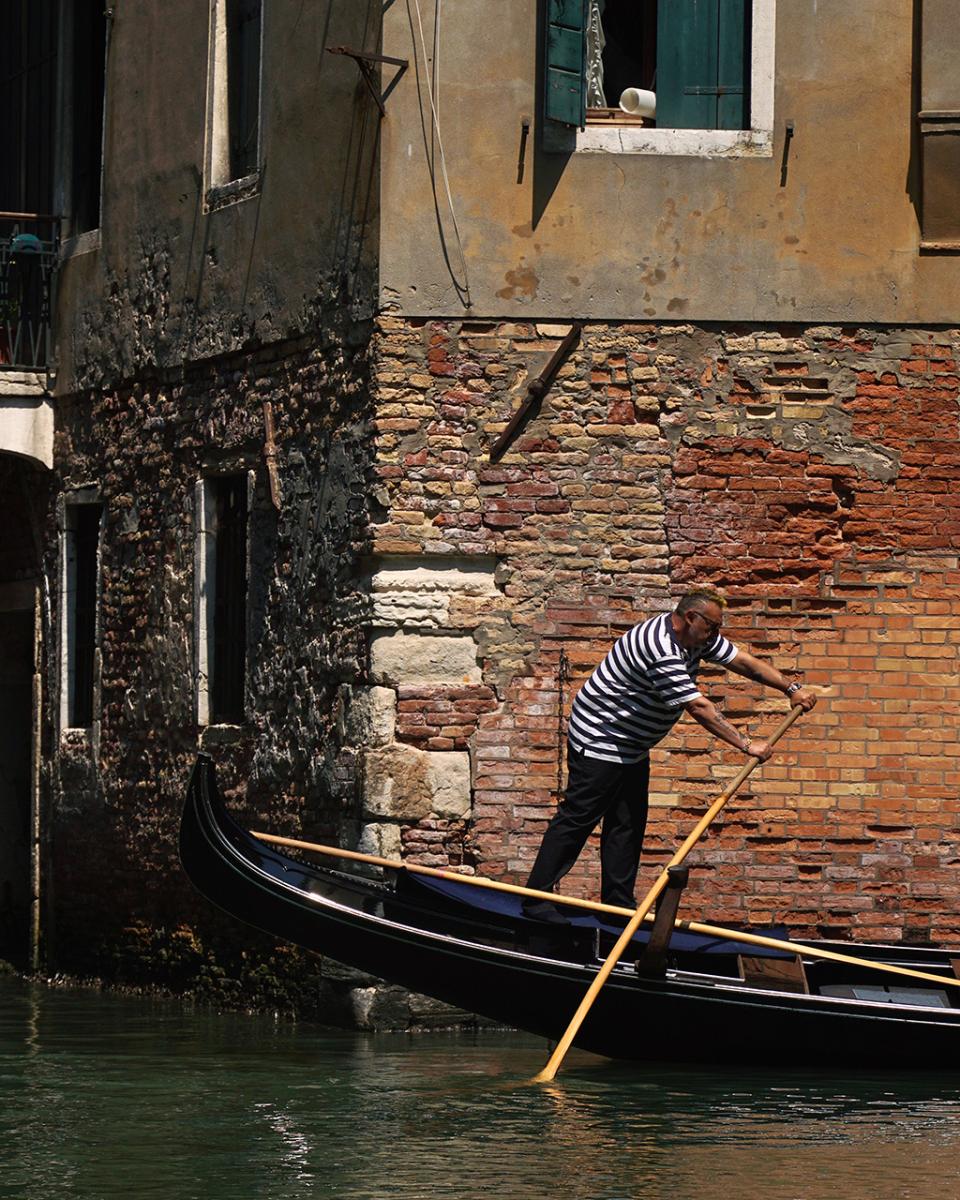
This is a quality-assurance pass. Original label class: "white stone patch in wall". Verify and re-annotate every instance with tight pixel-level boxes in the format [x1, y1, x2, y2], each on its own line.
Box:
[369, 559, 499, 629]
[345, 686, 397, 747]
[364, 744, 471, 821]
[370, 631, 481, 685]
[357, 821, 402, 860]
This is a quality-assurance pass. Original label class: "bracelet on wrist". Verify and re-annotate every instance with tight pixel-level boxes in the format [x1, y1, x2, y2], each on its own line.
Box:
[785, 681, 802, 697]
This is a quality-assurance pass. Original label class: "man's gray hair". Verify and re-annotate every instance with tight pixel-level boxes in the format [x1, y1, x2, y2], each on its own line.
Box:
[675, 588, 727, 615]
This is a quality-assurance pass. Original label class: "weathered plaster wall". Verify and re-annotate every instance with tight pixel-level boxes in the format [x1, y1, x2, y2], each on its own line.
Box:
[379, 1, 960, 323]
[53, 0, 382, 393]
[369, 314, 960, 944]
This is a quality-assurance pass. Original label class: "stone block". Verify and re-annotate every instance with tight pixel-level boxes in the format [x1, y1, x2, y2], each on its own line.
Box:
[370, 631, 482, 684]
[345, 686, 396, 747]
[358, 820, 402, 860]
[364, 743, 471, 820]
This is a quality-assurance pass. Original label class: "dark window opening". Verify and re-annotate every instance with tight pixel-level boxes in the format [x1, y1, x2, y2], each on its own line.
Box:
[0, 0, 58, 214]
[0, 2, 59, 369]
[71, 0, 108, 234]
[211, 475, 248, 724]
[592, 0, 657, 114]
[226, 0, 262, 180]
[70, 504, 101, 728]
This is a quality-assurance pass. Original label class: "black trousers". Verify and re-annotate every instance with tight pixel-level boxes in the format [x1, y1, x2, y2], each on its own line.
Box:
[525, 744, 650, 908]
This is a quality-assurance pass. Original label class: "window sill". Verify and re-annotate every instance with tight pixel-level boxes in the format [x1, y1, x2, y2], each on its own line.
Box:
[60, 726, 94, 745]
[199, 723, 248, 748]
[204, 170, 262, 213]
[60, 228, 101, 260]
[543, 122, 774, 158]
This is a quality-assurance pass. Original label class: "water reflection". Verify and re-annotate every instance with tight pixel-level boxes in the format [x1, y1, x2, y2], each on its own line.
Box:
[2, 975, 960, 1200]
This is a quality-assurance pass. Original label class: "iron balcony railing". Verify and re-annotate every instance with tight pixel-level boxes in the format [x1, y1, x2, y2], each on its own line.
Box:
[0, 211, 59, 371]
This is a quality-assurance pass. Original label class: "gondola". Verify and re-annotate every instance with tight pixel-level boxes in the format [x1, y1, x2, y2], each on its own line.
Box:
[180, 753, 960, 1067]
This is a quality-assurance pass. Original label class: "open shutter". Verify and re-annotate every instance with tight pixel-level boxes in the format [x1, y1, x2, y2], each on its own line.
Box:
[544, 0, 588, 129]
[656, 0, 750, 131]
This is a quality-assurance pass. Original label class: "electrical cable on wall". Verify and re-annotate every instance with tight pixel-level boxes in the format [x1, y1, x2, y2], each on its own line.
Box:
[409, 0, 472, 308]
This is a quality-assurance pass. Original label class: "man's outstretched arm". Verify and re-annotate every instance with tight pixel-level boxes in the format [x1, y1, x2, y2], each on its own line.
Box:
[683, 695, 774, 761]
[724, 650, 818, 712]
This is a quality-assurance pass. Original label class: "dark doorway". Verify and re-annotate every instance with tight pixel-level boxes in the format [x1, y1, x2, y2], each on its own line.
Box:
[0, 609, 33, 966]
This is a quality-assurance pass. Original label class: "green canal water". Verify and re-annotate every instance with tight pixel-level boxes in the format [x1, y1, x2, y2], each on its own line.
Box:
[3, 975, 960, 1200]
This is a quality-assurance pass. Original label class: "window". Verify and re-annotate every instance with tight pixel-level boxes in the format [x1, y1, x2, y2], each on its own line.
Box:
[206, 0, 263, 197]
[544, 0, 775, 157]
[196, 474, 249, 726]
[917, 0, 960, 249]
[60, 501, 102, 729]
[70, 0, 108, 235]
[0, 0, 58, 216]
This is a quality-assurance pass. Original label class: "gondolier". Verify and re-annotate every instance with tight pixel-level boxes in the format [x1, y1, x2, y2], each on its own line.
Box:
[523, 588, 818, 919]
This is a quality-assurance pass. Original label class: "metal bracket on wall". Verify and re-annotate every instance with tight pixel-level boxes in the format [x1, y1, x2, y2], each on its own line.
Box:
[326, 46, 409, 118]
[489, 323, 582, 463]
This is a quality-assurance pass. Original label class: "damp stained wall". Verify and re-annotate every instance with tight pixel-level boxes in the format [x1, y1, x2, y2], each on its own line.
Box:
[53, 0, 382, 394]
[380, 0, 960, 323]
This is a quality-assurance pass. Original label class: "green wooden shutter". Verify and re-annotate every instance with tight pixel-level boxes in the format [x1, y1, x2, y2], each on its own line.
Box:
[717, 0, 750, 130]
[544, 0, 588, 129]
[656, 0, 750, 131]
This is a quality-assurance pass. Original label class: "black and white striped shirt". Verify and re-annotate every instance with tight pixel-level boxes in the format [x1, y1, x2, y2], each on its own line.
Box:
[567, 613, 739, 764]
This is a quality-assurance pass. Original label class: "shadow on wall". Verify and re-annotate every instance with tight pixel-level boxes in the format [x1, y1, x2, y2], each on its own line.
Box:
[905, 0, 921, 227]
[532, 0, 573, 231]
[330, 0, 383, 301]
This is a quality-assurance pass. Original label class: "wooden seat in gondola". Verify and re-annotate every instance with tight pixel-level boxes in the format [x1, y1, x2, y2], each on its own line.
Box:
[737, 954, 810, 994]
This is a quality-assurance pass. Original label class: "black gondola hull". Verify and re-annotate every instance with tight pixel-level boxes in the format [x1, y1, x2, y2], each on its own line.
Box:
[180, 755, 960, 1067]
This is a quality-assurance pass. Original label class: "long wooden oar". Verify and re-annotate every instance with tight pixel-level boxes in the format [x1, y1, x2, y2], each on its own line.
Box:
[530, 704, 804, 1083]
[252, 799, 960, 994]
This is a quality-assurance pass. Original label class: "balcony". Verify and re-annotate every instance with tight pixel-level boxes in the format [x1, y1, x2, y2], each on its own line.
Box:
[0, 212, 58, 372]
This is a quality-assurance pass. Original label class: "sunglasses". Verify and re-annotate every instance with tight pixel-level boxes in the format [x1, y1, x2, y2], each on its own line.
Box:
[688, 610, 721, 635]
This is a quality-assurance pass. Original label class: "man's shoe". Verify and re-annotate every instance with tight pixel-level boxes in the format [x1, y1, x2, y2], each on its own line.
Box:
[521, 899, 571, 925]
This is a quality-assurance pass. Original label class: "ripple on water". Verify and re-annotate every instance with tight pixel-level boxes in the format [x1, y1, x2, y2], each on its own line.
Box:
[2, 977, 960, 1200]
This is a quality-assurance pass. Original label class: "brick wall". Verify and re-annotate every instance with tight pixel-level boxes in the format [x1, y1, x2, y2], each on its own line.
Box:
[371, 316, 960, 945]
[50, 325, 376, 991]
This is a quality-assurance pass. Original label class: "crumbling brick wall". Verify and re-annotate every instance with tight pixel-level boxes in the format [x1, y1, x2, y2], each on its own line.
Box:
[369, 316, 960, 945]
[49, 323, 377, 1001]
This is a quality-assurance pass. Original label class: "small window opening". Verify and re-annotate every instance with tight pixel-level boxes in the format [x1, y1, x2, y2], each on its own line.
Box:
[197, 474, 249, 726]
[587, 0, 657, 121]
[208, 0, 262, 189]
[62, 502, 101, 729]
[211, 475, 248, 723]
[71, 0, 108, 234]
[0, 0, 58, 215]
[226, 0, 262, 180]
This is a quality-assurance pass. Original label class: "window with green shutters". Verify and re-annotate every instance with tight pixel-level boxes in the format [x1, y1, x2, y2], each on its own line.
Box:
[657, 0, 750, 130]
[544, 0, 752, 133]
[545, 0, 588, 128]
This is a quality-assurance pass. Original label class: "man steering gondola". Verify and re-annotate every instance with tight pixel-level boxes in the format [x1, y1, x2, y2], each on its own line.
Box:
[523, 588, 818, 921]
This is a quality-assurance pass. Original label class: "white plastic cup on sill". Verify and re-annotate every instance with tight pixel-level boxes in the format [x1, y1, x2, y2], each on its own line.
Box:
[619, 88, 656, 119]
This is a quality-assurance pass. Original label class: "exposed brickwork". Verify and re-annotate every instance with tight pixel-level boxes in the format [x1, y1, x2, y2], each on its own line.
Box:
[49, 324, 376, 989]
[371, 316, 960, 946]
[395, 683, 499, 750]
